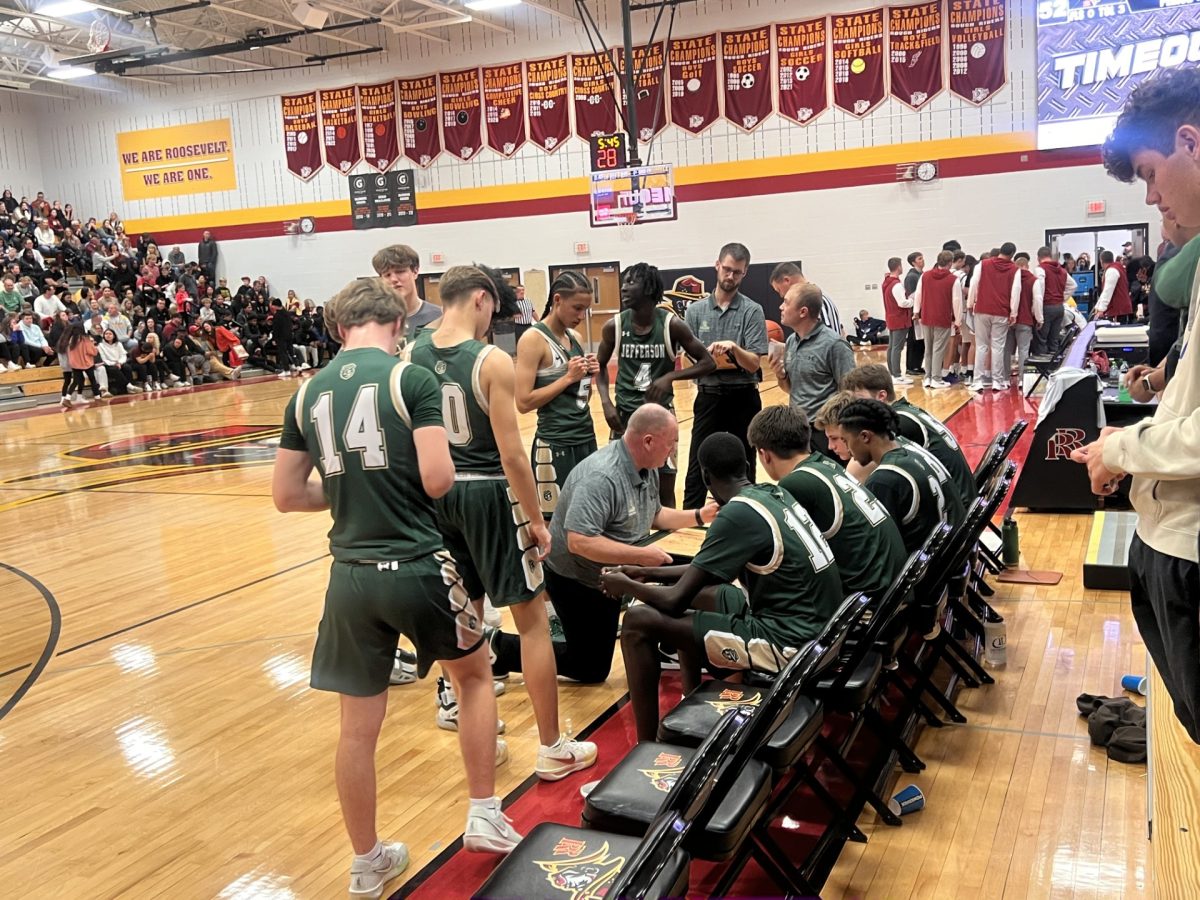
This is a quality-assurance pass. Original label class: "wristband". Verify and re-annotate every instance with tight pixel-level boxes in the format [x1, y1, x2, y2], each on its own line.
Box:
[694, 508, 704, 527]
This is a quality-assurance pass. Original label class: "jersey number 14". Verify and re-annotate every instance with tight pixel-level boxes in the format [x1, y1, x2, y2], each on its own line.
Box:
[311, 387, 388, 476]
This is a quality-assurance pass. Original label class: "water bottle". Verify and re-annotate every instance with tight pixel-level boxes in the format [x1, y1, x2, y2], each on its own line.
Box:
[984, 611, 1007, 666]
[1001, 517, 1020, 567]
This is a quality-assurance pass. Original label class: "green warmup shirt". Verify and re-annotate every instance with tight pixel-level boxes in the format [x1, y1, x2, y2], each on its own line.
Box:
[866, 443, 965, 554]
[892, 396, 975, 503]
[613, 307, 677, 416]
[779, 452, 907, 599]
[691, 484, 844, 646]
[279, 348, 444, 562]
[408, 330, 503, 474]
[530, 321, 595, 446]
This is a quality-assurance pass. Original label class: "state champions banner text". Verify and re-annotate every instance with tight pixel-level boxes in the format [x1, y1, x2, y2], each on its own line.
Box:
[116, 119, 237, 202]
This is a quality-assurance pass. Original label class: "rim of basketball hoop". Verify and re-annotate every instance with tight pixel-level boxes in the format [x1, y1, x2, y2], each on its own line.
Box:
[613, 210, 637, 239]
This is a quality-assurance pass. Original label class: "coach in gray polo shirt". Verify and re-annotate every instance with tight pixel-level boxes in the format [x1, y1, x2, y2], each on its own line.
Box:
[682, 241, 769, 507]
[489, 405, 717, 683]
[772, 282, 856, 458]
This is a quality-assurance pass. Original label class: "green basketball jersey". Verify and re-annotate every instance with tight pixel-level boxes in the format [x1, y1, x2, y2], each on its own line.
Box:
[407, 330, 503, 474]
[867, 443, 965, 554]
[893, 396, 975, 503]
[779, 453, 907, 600]
[614, 307, 677, 416]
[279, 348, 444, 562]
[691, 484, 844, 646]
[531, 322, 595, 446]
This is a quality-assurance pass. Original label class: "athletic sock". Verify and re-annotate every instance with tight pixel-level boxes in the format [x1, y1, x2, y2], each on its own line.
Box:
[355, 841, 384, 864]
[470, 796, 501, 815]
[542, 735, 565, 752]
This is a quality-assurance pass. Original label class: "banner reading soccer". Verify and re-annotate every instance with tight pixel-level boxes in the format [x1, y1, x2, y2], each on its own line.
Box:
[617, 43, 668, 142]
[483, 63, 526, 157]
[526, 54, 570, 152]
[573, 51, 618, 141]
[889, 2, 944, 110]
[398, 75, 441, 167]
[358, 81, 399, 173]
[668, 35, 718, 134]
[776, 19, 829, 125]
[319, 86, 361, 174]
[948, 0, 1007, 104]
[832, 9, 886, 117]
[117, 119, 237, 201]
[281, 93, 322, 181]
[441, 68, 484, 161]
[721, 27, 773, 132]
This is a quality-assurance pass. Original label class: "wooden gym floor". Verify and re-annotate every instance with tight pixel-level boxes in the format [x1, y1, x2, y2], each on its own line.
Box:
[0, 357, 1148, 899]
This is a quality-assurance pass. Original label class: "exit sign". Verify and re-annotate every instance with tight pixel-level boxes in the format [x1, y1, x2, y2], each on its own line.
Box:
[1086, 200, 1106, 216]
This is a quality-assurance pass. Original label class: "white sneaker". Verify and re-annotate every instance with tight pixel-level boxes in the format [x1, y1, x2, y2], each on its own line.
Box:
[894, 374, 914, 385]
[536, 736, 598, 781]
[991, 383, 1007, 392]
[927, 378, 950, 389]
[482, 596, 502, 629]
[300, 362, 312, 370]
[167, 374, 180, 383]
[24, 363, 35, 369]
[70, 392, 87, 406]
[127, 384, 143, 393]
[389, 650, 417, 686]
[100, 389, 113, 399]
[231, 365, 243, 380]
[5, 361, 18, 371]
[348, 841, 409, 899]
[435, 676, 505, 733]
[496, 738, 509, 767]
[59, 396, 70, 408]
[968, 381, 987, 392]
[579, 780, 600, 799]
[464, 802, 523, 854]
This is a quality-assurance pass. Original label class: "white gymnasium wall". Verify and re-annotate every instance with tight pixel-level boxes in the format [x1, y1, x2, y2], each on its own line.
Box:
[0, 93, 46, 196]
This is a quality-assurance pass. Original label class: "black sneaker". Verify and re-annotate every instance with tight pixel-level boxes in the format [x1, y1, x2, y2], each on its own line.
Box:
[657, 647, 681, 670]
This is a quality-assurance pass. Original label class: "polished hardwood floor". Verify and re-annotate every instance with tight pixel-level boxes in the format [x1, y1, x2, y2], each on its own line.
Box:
[0, 357, 1148, 899]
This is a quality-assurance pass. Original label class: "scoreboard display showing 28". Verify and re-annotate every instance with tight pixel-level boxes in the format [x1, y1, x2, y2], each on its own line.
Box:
[589, 133, 629, 172]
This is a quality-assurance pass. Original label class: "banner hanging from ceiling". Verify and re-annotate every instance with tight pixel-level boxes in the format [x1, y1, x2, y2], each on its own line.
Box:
[116, 119, 236, 201]
[281, 92, 322, 181]
[572, 51, 619, 141]
[888, 2, 943, 110]
[398, 75, 441, 168]
[440, 68, 484, 161]
[721, 27, 773, 132]
[526, 54, 570, 152]
[832, 9, 886, 117]
[948, 0, 1007, 104]
[319, 86, 361, 174]
[483, 63, 527, 157]
[775, 18, 829, 125]
[358, 81, 399, 173]
[616, 42, 668, 142]
[668, 34, 719, 135]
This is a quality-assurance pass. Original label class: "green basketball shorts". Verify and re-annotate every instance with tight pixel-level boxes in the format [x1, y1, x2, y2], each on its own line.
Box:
[531, 435, 598, 519]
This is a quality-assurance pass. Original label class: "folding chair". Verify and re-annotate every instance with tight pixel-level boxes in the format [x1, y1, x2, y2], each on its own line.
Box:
[1025, 323, 1080, 397]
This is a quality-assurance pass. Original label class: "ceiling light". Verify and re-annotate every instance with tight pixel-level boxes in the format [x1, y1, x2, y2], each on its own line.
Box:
[46, 65, 94, 79]
[463, 0, 521, 9]
[292, 1, 328, 29]
[39, 0, 99, 16]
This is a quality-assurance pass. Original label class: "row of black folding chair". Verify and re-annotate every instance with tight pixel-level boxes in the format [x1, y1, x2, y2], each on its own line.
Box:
[974, 420, 1028, 581]
[1024, 323, 1080, 398]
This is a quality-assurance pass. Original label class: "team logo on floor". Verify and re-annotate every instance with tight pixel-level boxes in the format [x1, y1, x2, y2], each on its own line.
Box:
[703, 687, 763, 713]
[534, 838, 627, 899]
[639, 750, 685, 793]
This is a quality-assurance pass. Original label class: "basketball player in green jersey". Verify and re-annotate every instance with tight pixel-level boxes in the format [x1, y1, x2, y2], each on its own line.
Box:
[515, 270, 600, 519]
[408, 264, 598, 781]
[272, 279, 519, 899]
[597, 262, 714, 506]
[601, 432, 844, 741]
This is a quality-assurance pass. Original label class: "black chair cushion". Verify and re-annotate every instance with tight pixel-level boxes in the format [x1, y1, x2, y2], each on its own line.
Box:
[813, 651, 884, 711]
[582, 741, 773, 860]
[657, 682, 824, 770]
[473, 822, 688, 899]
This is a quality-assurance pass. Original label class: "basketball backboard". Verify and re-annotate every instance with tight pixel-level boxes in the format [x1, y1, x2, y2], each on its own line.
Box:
[589, 163, 676, 228]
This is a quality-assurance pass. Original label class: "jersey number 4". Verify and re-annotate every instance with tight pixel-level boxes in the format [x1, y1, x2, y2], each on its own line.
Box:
[311, 387, 388, 476]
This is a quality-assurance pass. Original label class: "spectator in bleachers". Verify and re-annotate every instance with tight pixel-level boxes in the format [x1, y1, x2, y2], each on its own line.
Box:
[34, 219, 57, 257]
[269, 298, 301, 373]
[98, 328, 139, 393]
[195, 320, 241, 379]
[197, 230, 218, 281]
[164, 331, 206, 385]
[166, 245, 185, 277]
[0, 312, 19, 370]
[850, 309, 887, 346]
[0, 276, 22, 314]
[137, 334, 170, 390]
[0, 189, 15, 214]
[101, 303, 136, 350]
[91, 240, 118, 274]
[30, 192, 49, 219]
[18, 311, 54, 366]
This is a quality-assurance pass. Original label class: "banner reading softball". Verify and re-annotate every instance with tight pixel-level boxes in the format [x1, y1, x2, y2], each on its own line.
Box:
[889, 2, 943, 110]
[948, 0, 1006, 104]
[668, 34, 718, 135]
[441, 68, 483, 161]
[616, 42, 668, 142]
[117, 119, 237, 202]
[832, 9, 886, 117]
[319, 86, 361, 174]
[527, 55, 570, 152]
[398, 75, 441, 167]
[776, 19, 829, 125]
[572, 51, 618, 141]
[281, 93, 322, 182]
[483, 63, 526, 157]
[721, 27, 772, 132]
[358, 81, 399, 173]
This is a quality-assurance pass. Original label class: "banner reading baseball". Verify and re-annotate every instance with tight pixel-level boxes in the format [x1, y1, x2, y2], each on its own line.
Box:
[832, 9, 886, 117]
[888, 2, 943, 110]
[319, 86, 361, 174]
[398, 75, 441, 167]
[572, 51, 618, 141]
[616, 42, 668, 142]
[440, 68, 484, 161]
[282, 92, 322, 181]
[483, 63, 526, 157]
[721, 27, 773, 132]
[526, 54, 570, 152]
[948, 0, 1006, 104]
[668, 34, 719, 135]
[776, 19, 829, 125]
[358, 81, 399, 172]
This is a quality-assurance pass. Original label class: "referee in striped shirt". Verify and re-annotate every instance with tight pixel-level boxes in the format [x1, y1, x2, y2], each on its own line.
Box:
[770, 262, 844, 337]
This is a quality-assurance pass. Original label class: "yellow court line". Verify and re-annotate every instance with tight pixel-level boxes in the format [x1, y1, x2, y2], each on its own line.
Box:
[1085, 511, 1106, 566]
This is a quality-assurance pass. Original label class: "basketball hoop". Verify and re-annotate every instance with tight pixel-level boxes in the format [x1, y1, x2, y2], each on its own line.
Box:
[614, 210, 637, 242]
[88, 20, 111, 54]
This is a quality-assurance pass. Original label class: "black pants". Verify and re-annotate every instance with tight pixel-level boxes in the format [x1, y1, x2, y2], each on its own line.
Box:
[1032, 303, 1065, 356]
[1130, 535, 1200, 744]
[683, 386, 762, 508]
[492, 567, 621, 684]
[906, 328, 926, 372]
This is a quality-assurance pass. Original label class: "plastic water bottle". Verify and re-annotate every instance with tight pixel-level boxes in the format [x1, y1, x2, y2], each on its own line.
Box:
[984, 611, 1007, 667]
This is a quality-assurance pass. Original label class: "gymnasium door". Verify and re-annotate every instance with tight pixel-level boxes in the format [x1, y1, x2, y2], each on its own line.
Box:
[548, 262, 621, 352]
[420, 267, 521, 305]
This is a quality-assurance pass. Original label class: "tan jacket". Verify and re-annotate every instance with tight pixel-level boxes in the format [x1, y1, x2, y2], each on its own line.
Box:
[1104, 255, 1200, 562]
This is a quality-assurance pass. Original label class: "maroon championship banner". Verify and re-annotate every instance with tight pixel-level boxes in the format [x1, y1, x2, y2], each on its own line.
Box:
[483, 63, 526, 157]
[668, 34, 719, 134]
[526, 54, 570, 152]
[616, 42, 668, 142]
[440, 68, 484, 161]
[358, 81, 399, 172]
[572, 51, 618, 141]
[888, 2, 943, 110]
[281, 91, 322, 181]
[775, 19, 829, 125]
[398, 75, 441, 167]
[318, 86, 361, 174]
[832, 9, 886, 117]
[721, 27, 773, 132]
[948, 0, 1006, 104]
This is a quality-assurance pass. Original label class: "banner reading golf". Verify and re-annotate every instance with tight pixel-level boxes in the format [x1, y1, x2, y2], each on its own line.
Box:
[668, 34, 719, 134]
[118, 118, 237, 200]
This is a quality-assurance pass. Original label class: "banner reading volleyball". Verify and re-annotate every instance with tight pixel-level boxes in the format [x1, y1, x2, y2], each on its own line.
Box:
[281, 92, 322, 181]
[319, 86, 361, 174]
[572, 51, 618, 141]
[721, 27, 773, 132]
[398, 75, 441, 167]
[358, 81, 399, 172]
[668, 35, 719, 134]
[888, 2, 943, 109]
[616, 42, 668, 142]
[441, 68, 484, 160]
[526, 54, 570, 152]
[832, 9, 886, 117]
[776, 19, 829, 125]
[948, 0, 1006, 104]
[483, 63, 526, 157]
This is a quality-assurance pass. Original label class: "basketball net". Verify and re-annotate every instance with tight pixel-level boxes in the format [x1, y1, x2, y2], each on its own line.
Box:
[615, 210, 637, 242]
